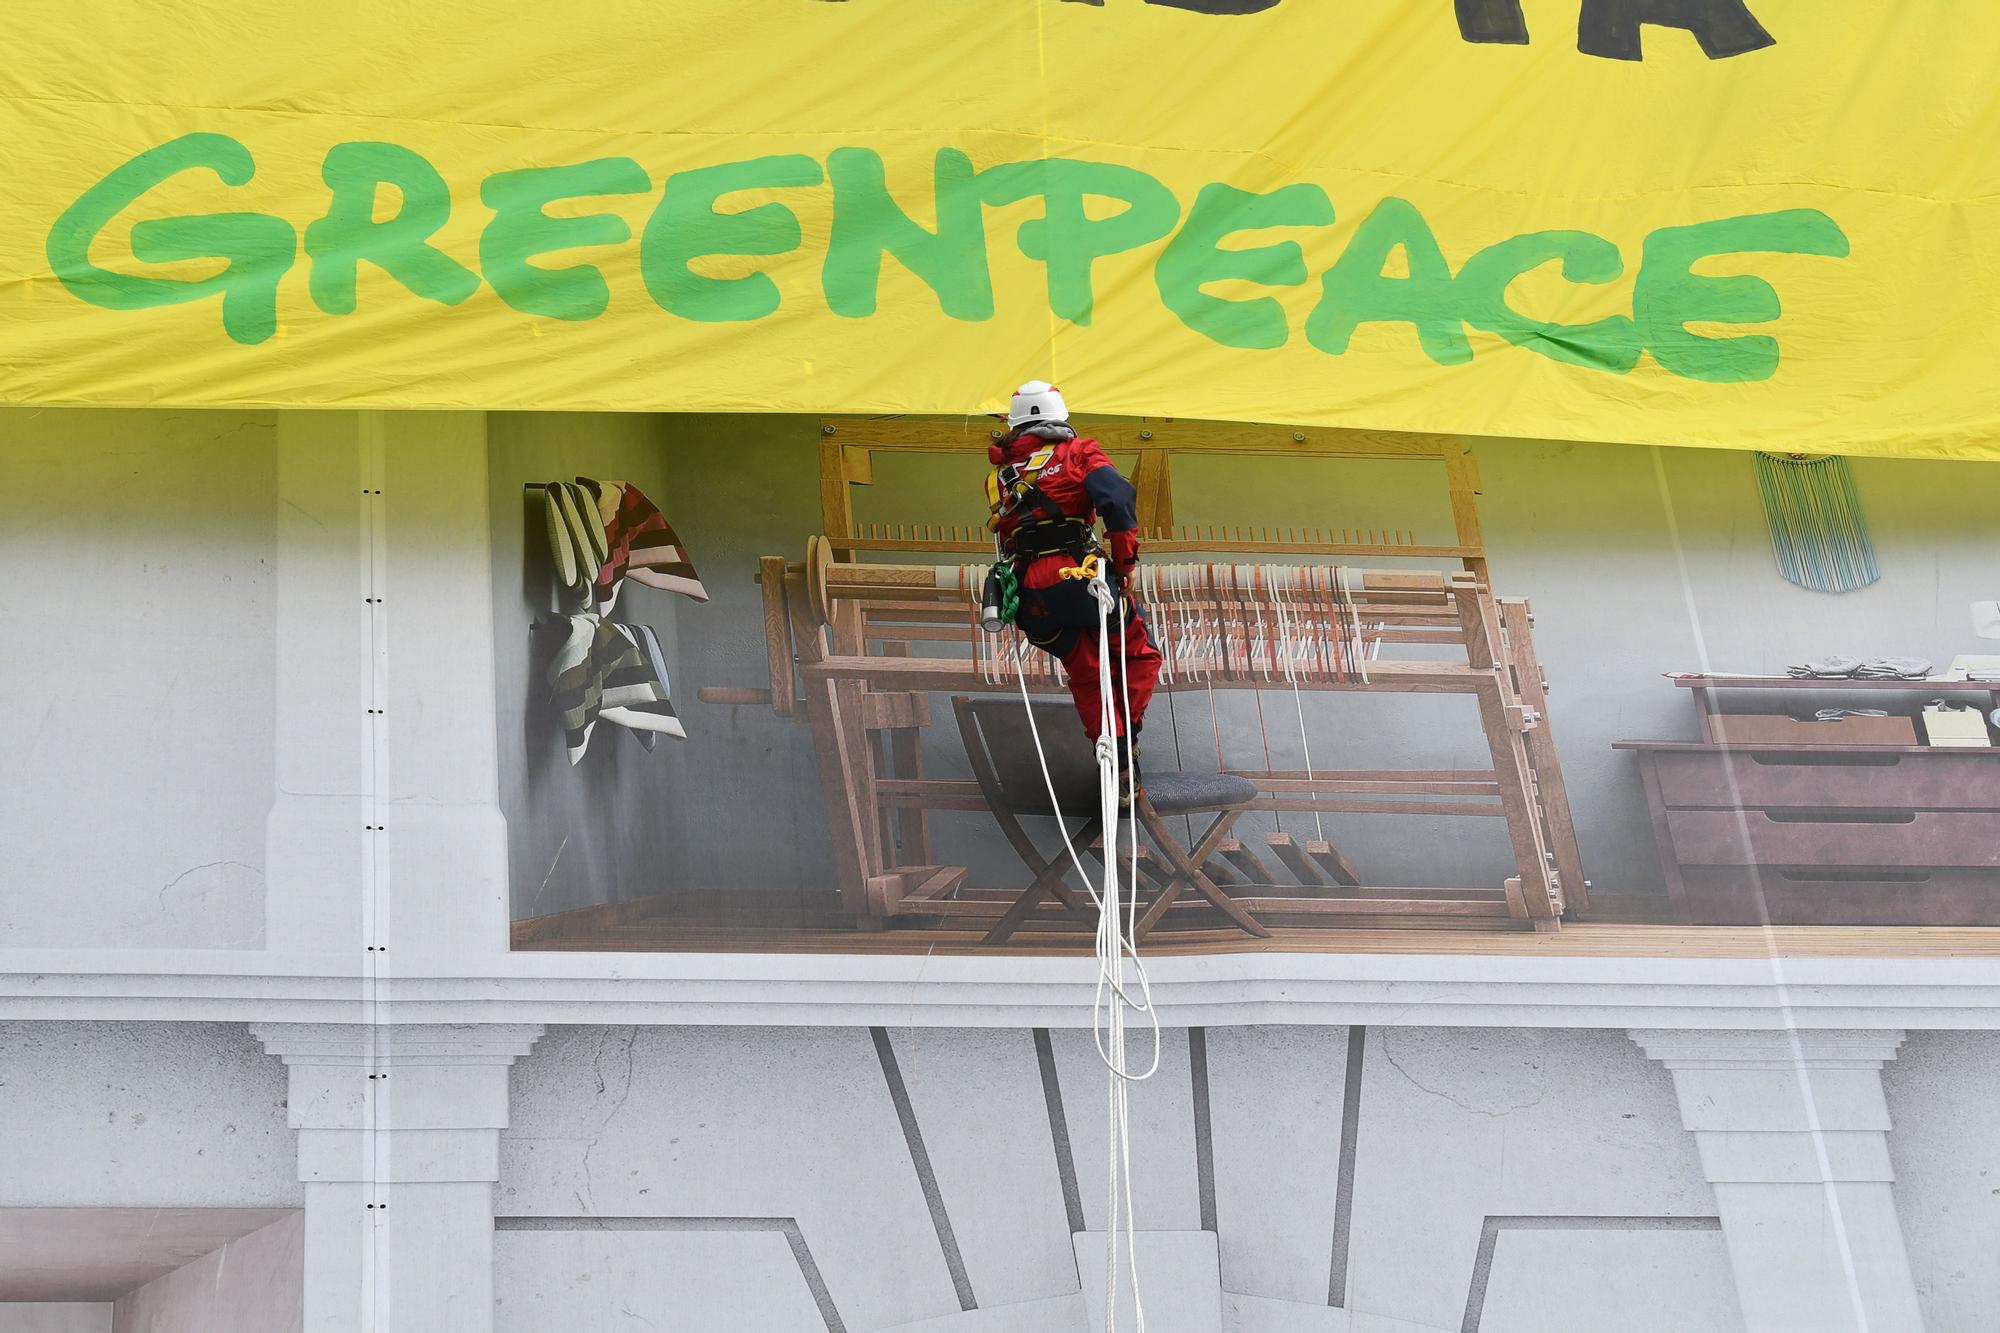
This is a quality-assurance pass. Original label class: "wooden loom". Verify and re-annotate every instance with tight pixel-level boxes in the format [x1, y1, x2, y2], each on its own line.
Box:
[706, 419, 1587, 936]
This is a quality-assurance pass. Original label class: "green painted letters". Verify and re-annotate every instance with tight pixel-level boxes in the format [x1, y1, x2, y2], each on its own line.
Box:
[641, 155, 824, 322]
[1154, 182, 1334, 350]
[47, 136, 1850, 384]
[980, 158, 1180, 325]
[45, 132, 296, 346]
[1306, 197, 1471, 364]
[481, 158, 651, 321]
[1456, 229, 1640, 373]
[1633, 209, 1848, 382]
[306, 142, 479, 314]
[823, 148, 991, 320]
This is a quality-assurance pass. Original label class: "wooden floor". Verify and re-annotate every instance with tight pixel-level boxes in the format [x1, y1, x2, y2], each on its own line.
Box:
[513, 893, 2000, 958]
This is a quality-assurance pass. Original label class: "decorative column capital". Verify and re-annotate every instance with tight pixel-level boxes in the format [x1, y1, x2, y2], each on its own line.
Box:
[252, 1022, 545, 1069]
[1630, 1028, 1906, 1070]
[1628, 1027, 1924, 1330]
[254, 1022, 544, 1185]
[1629, 1027, 1908, 1183]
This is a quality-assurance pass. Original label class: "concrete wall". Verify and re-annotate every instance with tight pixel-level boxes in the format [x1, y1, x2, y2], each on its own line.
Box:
[109, 1214, 302, 1333]
[0, 1018, 1975, 1331]
[0, 407, 276, 949]
[0, 1307, 110, 1333]
[0, 1024, 299, 1210]
[1883, 1031, 2000, 1330]
[497, 1024, 1744, 1333]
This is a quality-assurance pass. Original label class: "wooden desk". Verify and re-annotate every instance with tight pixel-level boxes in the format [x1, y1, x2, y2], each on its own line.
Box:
[1620, 677, 2000, 925]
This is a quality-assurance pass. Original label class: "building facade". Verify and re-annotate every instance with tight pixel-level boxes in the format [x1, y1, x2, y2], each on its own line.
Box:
[3, 407, 1996, 1333]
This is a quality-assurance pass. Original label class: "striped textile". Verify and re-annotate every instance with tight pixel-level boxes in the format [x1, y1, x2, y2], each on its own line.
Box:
[580, 477, 708, 611]
[600, 623, 685, 750]
[547, 615, 683, 764]
[541, 480, 609, 597]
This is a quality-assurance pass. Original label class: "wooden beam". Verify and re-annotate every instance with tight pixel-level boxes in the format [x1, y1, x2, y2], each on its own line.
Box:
[803, 655, 1490, 695]
[841, 444, 875, 485]
[759, 554, 795, 717]
[1245, 798, 1507, 817]
[1219, 838, 1278, 884]
[1134, 450, 1175, 532]
[1236, 775, 1502, 796]
[822, 417, 1465, 461]
[861, 690, 933, 730]
[1267, 833, 1331, 887]
[1308, 839, 1363, 887]
[1500, 597, 1587, 913]
[1233, 897, 1512, 917]
[819, 432, 855, 552]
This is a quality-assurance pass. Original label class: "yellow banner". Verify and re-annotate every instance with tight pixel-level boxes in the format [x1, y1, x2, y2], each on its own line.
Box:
[3, 1, 1996, 458]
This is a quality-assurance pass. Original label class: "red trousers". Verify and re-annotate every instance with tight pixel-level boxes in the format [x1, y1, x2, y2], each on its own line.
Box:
[1059, 606, 1161, 740]
[1018, 577, 1161, 740]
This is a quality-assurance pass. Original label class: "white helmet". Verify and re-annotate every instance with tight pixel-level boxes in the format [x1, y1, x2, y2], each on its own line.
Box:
[1007, 380, 1068, 428]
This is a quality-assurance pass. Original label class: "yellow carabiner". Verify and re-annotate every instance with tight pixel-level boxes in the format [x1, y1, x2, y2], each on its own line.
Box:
[1058, 552, 1102, 582]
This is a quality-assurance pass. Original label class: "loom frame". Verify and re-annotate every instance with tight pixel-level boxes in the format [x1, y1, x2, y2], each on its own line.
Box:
[728, 418, 1585, 937]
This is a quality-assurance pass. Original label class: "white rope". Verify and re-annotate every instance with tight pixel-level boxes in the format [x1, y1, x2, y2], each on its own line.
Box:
[1271, 564, 1325, 841]
[1338, 564, 1370, 685]
[1006, 575, 1158, 1333]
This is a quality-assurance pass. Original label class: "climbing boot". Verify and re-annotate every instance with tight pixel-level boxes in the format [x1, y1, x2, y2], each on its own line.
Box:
[1115, 742, 1142, 811]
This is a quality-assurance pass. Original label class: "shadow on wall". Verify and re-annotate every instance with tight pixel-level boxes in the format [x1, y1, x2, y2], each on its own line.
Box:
[491, 413, 846, 924]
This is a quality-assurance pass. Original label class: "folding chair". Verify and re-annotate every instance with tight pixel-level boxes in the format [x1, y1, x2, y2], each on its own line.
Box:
[1127, 771, 1271, 940]
[953, 696, 1271, 944]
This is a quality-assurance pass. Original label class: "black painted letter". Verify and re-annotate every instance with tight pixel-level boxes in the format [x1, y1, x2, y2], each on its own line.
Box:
[1577, 0, 1774, 60]
[1455, 0, 1529, 45]
[1144, 0, 1283, 13]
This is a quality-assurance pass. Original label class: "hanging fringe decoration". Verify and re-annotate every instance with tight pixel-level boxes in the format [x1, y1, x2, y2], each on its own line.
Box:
[1752, 452, 1880, 594]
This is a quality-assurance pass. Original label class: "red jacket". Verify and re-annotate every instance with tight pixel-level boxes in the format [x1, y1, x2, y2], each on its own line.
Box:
[988, 428, 1141, 590]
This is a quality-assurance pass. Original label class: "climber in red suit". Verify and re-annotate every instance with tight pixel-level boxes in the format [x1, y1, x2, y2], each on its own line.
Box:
[987, 381, 1162, 797]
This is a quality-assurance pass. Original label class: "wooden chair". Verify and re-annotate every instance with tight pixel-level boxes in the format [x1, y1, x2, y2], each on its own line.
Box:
[953, 696, 1270, 944]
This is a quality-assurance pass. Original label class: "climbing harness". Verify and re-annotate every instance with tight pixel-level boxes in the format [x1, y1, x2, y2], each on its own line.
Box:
[988, 445, 1095, 563]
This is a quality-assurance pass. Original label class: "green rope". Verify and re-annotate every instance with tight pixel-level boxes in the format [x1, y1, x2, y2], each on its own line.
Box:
[988, 560, 1021, 624]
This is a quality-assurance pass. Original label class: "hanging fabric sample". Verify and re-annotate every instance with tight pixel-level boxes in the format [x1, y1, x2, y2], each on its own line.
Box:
[579, 478, 709, 610]
[541, 481, 608, 599]
[547, 615, 682, 764]
[599, 623, 686, 749]
[1753, 452, 1880, 593]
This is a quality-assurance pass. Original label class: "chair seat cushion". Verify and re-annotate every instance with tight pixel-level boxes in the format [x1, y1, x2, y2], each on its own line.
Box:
[1143, 770, 1260, 814]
